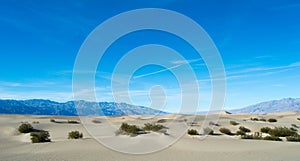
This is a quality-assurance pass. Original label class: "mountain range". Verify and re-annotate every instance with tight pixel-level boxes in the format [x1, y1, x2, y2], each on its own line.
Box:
[0, 98, 299, 116]
[230, 98, 300, 114]
[0, 99, 167, 116]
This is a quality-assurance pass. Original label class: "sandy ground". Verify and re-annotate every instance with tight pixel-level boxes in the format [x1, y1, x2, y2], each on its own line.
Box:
[0, 112, 300, 161]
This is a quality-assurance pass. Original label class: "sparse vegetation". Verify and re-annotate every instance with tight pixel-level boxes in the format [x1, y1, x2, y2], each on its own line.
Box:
[263, 135, 282, 141]
[68, 131, 83, 139]
[187, 129, 199, 135]
[260, 127, 271, 133]
[268, 118, 277, 123]
[67, 120, 80, 124]
[241, 132, 262, 140]
[286, 135, 300, 142]
[230, 120, 239, 126]
[297, 118, 300, 121]
[31, 131, 51, 143]
[157, 119, 167, 123]
[251, 118, 259, 121]
[239, 126, 251, 133]
[219, 128, 233, 135]
[290, 127, 298, 132]
[92, 119, 102, 124]
[291, 124, 299, 128]
[236, 130, 246, 136]
[32, 121, 39, 124]
[209, 121, 220, 126]
[268, 127, 297, 137]
[117, 123, 143, 136]
[143, 123, 166, 132]
[50, 119, 56, 123]
[203, 127, 214, 135]
[18, 123, 33, 133]
[259, 118, 266, 122]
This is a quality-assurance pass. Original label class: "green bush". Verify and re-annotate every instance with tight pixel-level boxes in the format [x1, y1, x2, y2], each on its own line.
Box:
[187, 129, 199, 135]
[230, 121, 239, 126]
[241, 132, 262, 140]
[259, 118, 266, 122]
[18, 123, 33, 133]
[260, 127, 271, 133]
[50, 119, 56, 123]
[30, 131, 51, 143]
[68, 131, 83, 139]
[268, 118, 277, 123]
[286, 135, 300, 142]
[203, 127, 214, 135]
[251, 118, 259, 121]
[143, 123, 166, 132]
[297, 118, 300, 121]
[290, 127, 297, 132]
[239, 126, 251, 133]
[236, 130, 246, 136]
[119, 123, 142, 136]
[219, 128, 233, 135]
[291, 124, 299, 128]
[268, 127, 297, 137]
[263, 136, 282, 141]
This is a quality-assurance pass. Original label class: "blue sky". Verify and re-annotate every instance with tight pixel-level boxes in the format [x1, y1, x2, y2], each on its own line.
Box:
[0, 0, 300, 112]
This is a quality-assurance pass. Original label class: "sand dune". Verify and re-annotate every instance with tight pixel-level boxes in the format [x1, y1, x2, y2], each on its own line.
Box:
[0, 113, 300, 161]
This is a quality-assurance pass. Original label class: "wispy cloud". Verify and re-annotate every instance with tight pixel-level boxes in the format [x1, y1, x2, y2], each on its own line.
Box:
[133, 58, 202, 79]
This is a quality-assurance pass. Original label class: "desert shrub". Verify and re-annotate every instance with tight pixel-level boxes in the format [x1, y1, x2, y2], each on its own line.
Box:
[268, 118, 277, 123]
[67, 120, 80, 124]
[268, 127, 297, 137]
[92, 119, 102, 124]
[291, 124, 299, 128]
[143, 123, 166, 132]
[68, 131, 83, 139]
[187, 129, 199, 135]
[297, 118, 300, 121]
[219, 128, 233, 135]
[263, 135, 282, 141]
[260, 127, 271, 133]
[251, 118, 259, 121]
[236, 130, 246, 136]
[119, 123, 142, 136]
[259, 118, 266, 122]
[32, 121, 39, 124]
[230, 121, 239, 126]
[30, 131, 51, 143]
[241, 132, 262, 140]
[286, 135, 300, 142]
[290, 127, 298, 132]
[203, 127, 214, 135]
[157, 119, 167, 123]
[18, 123, 33, 133]
[50, 119, 56, 123]
[209, 121, 220, 126]
[239, 126, 251, 133]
